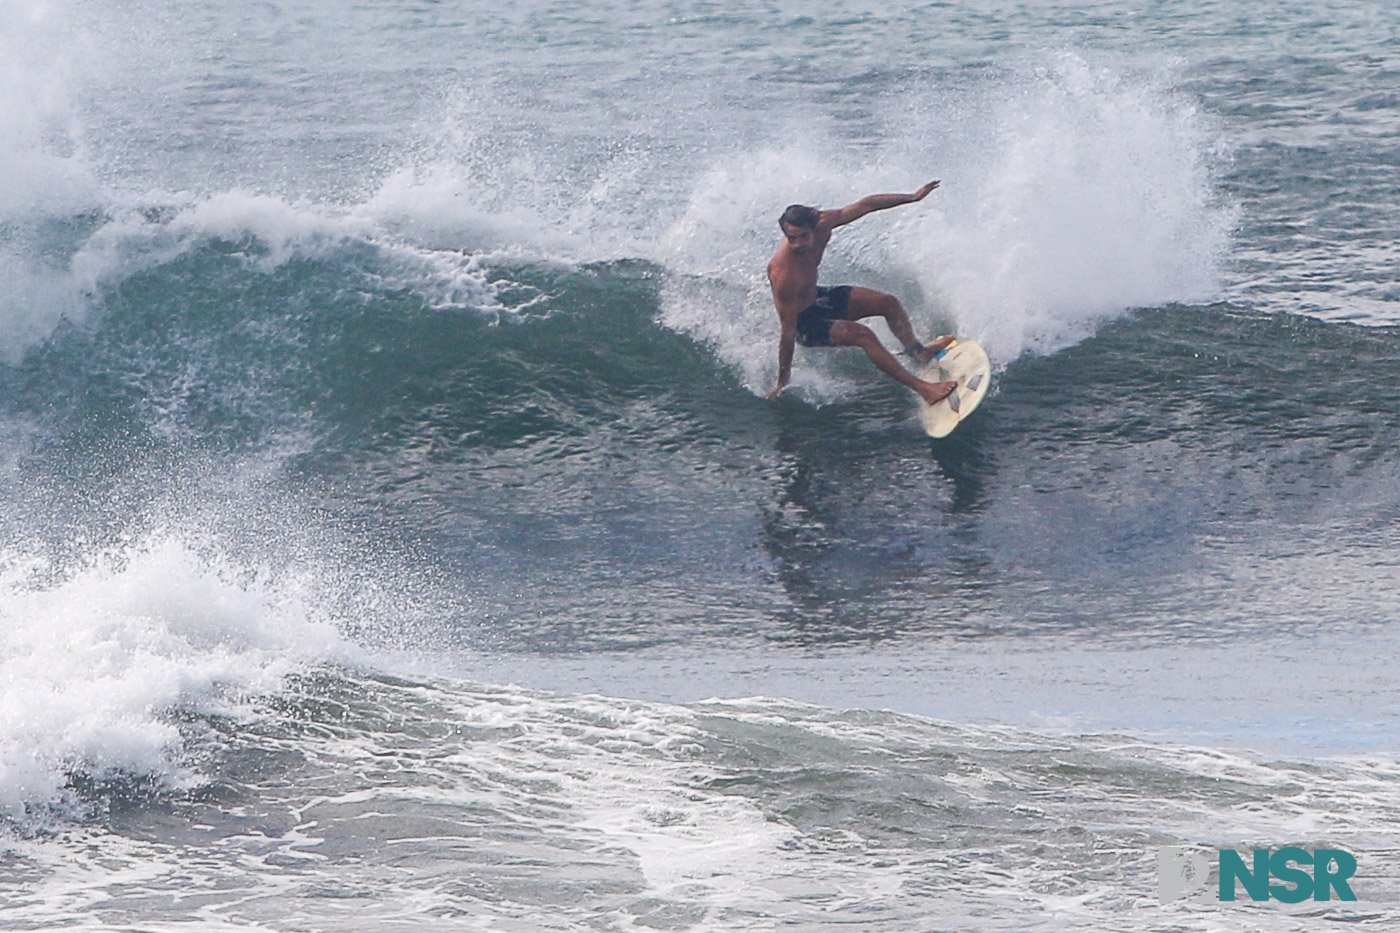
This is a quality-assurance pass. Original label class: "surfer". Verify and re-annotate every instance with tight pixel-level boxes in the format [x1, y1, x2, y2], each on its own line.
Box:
[765, 181, 956, 405]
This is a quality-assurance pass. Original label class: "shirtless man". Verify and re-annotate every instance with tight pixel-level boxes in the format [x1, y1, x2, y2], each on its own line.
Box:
[765, 181, 956, 405]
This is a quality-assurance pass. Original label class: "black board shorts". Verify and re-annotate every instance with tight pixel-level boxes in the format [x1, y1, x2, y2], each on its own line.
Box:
[794, 285, 853, 347]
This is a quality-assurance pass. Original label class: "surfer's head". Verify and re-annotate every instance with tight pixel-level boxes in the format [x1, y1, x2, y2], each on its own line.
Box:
[779, 204, 820, 248]
[779, 204, 820, 232]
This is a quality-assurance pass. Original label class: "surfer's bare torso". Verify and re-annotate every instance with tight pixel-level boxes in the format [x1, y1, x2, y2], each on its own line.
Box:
[767, 222, 833, 320]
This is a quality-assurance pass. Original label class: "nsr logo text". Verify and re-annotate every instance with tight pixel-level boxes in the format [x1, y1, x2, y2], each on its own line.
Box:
[1159, 847, 1358, 904]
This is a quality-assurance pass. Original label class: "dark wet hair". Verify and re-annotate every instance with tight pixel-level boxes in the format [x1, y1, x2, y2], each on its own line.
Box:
[779, 204, 820, 231]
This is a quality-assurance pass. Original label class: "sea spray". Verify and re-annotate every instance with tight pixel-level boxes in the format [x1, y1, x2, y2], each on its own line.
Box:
[0, 0, 103, 358]
[890, 53, 1235, 361]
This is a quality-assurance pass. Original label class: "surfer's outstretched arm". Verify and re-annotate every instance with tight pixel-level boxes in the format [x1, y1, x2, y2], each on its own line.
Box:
[822, 180, 940, 228]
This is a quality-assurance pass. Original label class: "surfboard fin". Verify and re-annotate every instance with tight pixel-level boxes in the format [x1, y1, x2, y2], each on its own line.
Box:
[947, 389, 961, 413]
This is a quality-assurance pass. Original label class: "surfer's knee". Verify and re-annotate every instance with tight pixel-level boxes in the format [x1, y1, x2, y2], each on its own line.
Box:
[848, 287, 902, 321]
[877, 292, 904, 318]
[856, 290, 903, 322]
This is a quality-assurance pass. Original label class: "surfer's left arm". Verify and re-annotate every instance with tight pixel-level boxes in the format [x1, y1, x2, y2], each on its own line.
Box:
[822, 180, 940, 228]
[766, 324, 796, 399]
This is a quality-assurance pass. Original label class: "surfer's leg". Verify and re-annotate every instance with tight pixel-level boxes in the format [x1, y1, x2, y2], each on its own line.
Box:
[829, 320, 955, 406]
[845, 288, 957, 365]
[845, 287, 930, 359]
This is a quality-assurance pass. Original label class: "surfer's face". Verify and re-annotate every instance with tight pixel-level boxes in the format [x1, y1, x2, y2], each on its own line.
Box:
[782, 223, 815, 250]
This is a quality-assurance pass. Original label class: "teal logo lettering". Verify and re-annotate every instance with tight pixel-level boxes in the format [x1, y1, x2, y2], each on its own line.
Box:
[1158, 847, 1359, 904]
[1219, 848, 1358, 902]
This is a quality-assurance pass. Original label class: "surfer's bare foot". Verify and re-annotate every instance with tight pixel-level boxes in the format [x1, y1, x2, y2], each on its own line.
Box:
[917, 380, 957, 406]
[910, 335, 957, 366]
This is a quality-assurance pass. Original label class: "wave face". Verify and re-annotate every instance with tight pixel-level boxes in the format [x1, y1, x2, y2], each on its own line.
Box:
[2, 0, 1398, 930]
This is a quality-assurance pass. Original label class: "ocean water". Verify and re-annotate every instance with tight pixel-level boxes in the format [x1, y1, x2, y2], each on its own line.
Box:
[2, 0, 1398, 929]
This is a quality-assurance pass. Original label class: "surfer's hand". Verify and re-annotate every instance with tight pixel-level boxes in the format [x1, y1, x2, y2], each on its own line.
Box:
[914, 180, 941, 200]
[765, 379, 788, 399]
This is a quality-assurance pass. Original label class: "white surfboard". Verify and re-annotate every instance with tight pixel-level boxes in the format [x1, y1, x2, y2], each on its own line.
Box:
[917, 339, 991, 438]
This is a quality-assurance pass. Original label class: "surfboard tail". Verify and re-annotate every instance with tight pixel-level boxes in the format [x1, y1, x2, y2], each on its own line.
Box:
[916, 339, 991, 438]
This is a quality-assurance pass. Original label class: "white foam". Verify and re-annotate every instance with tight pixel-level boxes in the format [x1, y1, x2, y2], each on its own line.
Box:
[0, 0, 104, 360]
[0, 1, 96, 219]
[0, 536, 358, 827]
[61, 190, 362, 284]
[8, 186, 510, 357]
[893, 53, 1236, 361]
[361, 162, 579, 256]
